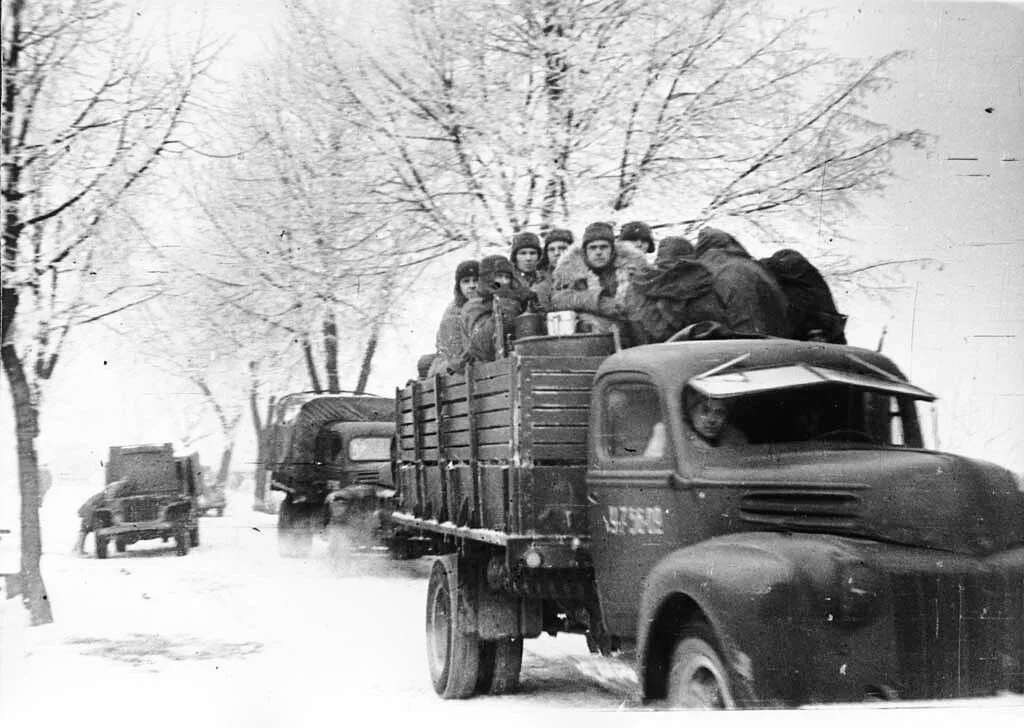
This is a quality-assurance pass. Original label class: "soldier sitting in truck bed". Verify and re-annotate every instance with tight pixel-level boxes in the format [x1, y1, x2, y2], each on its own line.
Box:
[459, 254, 536, 366]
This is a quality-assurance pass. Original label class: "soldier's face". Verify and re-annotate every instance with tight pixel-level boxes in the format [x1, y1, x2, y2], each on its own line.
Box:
[546, 241, 569, 269]
[492, 272, 512, 288]
[691, 399, 729, 440]
[585, 240, 613, 270]
[459, 276, 478, 298]
[515, 248, 539, 273]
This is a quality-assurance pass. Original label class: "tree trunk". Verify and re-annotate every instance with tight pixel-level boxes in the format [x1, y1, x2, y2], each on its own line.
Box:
[302, 336, 322, 393]
[215, 443, 234, 484]
[250, 377, 275, 508]
[354, 327, 379, 394]
[1, 342, 53, 625]
[323, 310, 339, 393]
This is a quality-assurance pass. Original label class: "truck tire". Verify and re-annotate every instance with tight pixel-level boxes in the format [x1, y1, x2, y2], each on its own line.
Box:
[278, 498, 313, 558]
[665, 623, 735, 709]
[426, 559, 481, 699]
[95, 535, 109, 559]
[190, 525, 200, 547]
[477, 637, 523, 695]
[175, 526, 190, 556]
[115, 538, 126, 553]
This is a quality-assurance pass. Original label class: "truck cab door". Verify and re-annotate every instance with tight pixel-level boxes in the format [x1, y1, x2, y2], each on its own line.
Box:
[586, 377, 675, 640]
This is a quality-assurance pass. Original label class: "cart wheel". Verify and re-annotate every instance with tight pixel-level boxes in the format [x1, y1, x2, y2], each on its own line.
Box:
[426, 558, 481, 699]
[95, 536, 109, 559]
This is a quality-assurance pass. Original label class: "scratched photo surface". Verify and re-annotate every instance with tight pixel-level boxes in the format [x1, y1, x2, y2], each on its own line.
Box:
[1, 1, 1022, 725]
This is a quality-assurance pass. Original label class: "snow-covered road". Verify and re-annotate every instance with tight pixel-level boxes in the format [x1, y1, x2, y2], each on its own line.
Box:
[3, 486, 1022, 728]
[1, 487, 639, 727]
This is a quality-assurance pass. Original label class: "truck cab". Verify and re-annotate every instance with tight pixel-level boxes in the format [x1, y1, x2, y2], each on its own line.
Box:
[585, 340, 1024, 706]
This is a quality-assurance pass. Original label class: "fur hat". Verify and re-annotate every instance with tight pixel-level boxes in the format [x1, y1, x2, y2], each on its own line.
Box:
[618, 220, 654, 253]
[453, 259, 479, 306]
[510, 232, 542, 258]
[654, 236, 694, 266]
[479, 254, 514, 280]
[543, 228, 574, 246]
[582, 222, 615, 248]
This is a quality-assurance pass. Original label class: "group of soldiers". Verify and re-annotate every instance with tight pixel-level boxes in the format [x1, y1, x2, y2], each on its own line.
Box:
[425, 220, 847, 376]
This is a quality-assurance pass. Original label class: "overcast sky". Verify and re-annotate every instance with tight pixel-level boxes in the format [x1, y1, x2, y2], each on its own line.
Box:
[1, 0, 1022, 495]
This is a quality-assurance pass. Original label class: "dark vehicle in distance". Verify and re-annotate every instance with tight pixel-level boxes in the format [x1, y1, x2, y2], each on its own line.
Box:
[392, 333, 1024, 707]
[265, 392, 395, 556]
[198, 474, 227, 517]
[92, 444, 200, 557]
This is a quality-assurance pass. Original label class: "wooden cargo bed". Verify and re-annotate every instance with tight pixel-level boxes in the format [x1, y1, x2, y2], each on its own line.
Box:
[395, 354, 602, 538]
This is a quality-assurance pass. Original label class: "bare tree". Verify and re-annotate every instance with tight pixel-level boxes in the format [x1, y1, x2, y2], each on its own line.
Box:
[319, 0, 923, 246]
[1, 0, 213, 624]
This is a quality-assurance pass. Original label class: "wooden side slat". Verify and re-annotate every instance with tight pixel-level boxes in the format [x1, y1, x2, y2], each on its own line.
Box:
[531, 425, 588, 444]
[529, 408, 591, 427]
[529, 372, 596, 389]
[531, 391, 591, 408]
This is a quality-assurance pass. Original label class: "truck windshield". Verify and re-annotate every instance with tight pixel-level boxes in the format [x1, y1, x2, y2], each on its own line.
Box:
[683, 384, 930, 449]
[348, 437, 392, 462]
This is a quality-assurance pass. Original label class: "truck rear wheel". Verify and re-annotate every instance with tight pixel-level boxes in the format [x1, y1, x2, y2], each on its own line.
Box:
[666, 623, 735, 709]
[175, 526, 190, 556]
[477, 637, 523, 694]
[426, 558, 481, 699]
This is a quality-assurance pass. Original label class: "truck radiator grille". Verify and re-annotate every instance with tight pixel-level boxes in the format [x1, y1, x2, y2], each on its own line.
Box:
[121, 499, 160, 522]
[352, 470, 379, 486]
[739, 490, 860, 530]
[889, 569, 1024, 699]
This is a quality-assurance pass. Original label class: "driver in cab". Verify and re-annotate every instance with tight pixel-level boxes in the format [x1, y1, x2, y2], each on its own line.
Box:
[685, 391, 748, 449]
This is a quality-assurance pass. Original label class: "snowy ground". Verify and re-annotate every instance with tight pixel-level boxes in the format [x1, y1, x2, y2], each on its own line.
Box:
[2, 485, 1022, 728]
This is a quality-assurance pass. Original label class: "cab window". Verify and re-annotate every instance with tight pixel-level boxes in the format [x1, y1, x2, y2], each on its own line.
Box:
[599, 382, 667, 460]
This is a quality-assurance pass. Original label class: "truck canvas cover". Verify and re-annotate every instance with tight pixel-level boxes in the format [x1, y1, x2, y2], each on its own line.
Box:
[267, 394, 394, 472]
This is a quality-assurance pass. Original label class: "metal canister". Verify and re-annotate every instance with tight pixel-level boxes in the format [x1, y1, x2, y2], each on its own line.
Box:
[513, 310, 544, 339]
[546, 310, 577, 336]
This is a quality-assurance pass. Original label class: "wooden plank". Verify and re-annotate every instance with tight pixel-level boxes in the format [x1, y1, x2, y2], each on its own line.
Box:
[529, 408, 590, 427]
[530, 425, 589, 444]
[472, 375, 512, 397]
[443, 443, 510, 463]
[532, 443, 587, 462]
[516, 355, 607, 372]
[531, 391, 591, 408]
[529, 372, 597, 389]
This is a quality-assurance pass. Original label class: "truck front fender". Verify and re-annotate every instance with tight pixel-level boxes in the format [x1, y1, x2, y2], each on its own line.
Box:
[637, 533, 855, 705]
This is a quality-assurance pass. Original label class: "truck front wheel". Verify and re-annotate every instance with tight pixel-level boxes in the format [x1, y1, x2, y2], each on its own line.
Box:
[666, 624, 735, 709]
[426, 559, 481, 699]
[278, 498, 313, 558]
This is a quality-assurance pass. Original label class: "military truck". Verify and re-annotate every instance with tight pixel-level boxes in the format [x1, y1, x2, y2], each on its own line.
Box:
[92, 444, 201, 558]
[391, 332, 1024, 706]
[265, 392, 396, 556]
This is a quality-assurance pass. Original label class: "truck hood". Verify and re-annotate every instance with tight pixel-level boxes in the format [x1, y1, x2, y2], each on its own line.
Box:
[714, 448, 1024, 557]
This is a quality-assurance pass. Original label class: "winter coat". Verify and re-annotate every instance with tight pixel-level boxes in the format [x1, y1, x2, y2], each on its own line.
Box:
[514, 268, 550, 314]
[459, 288, 533, 365]
[549, 241, 650, 320]
[623, 259, 729, 343]
[759, 249, 847, 344]
[427, 300, 467, 376]
[695, 228, 791, 337]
